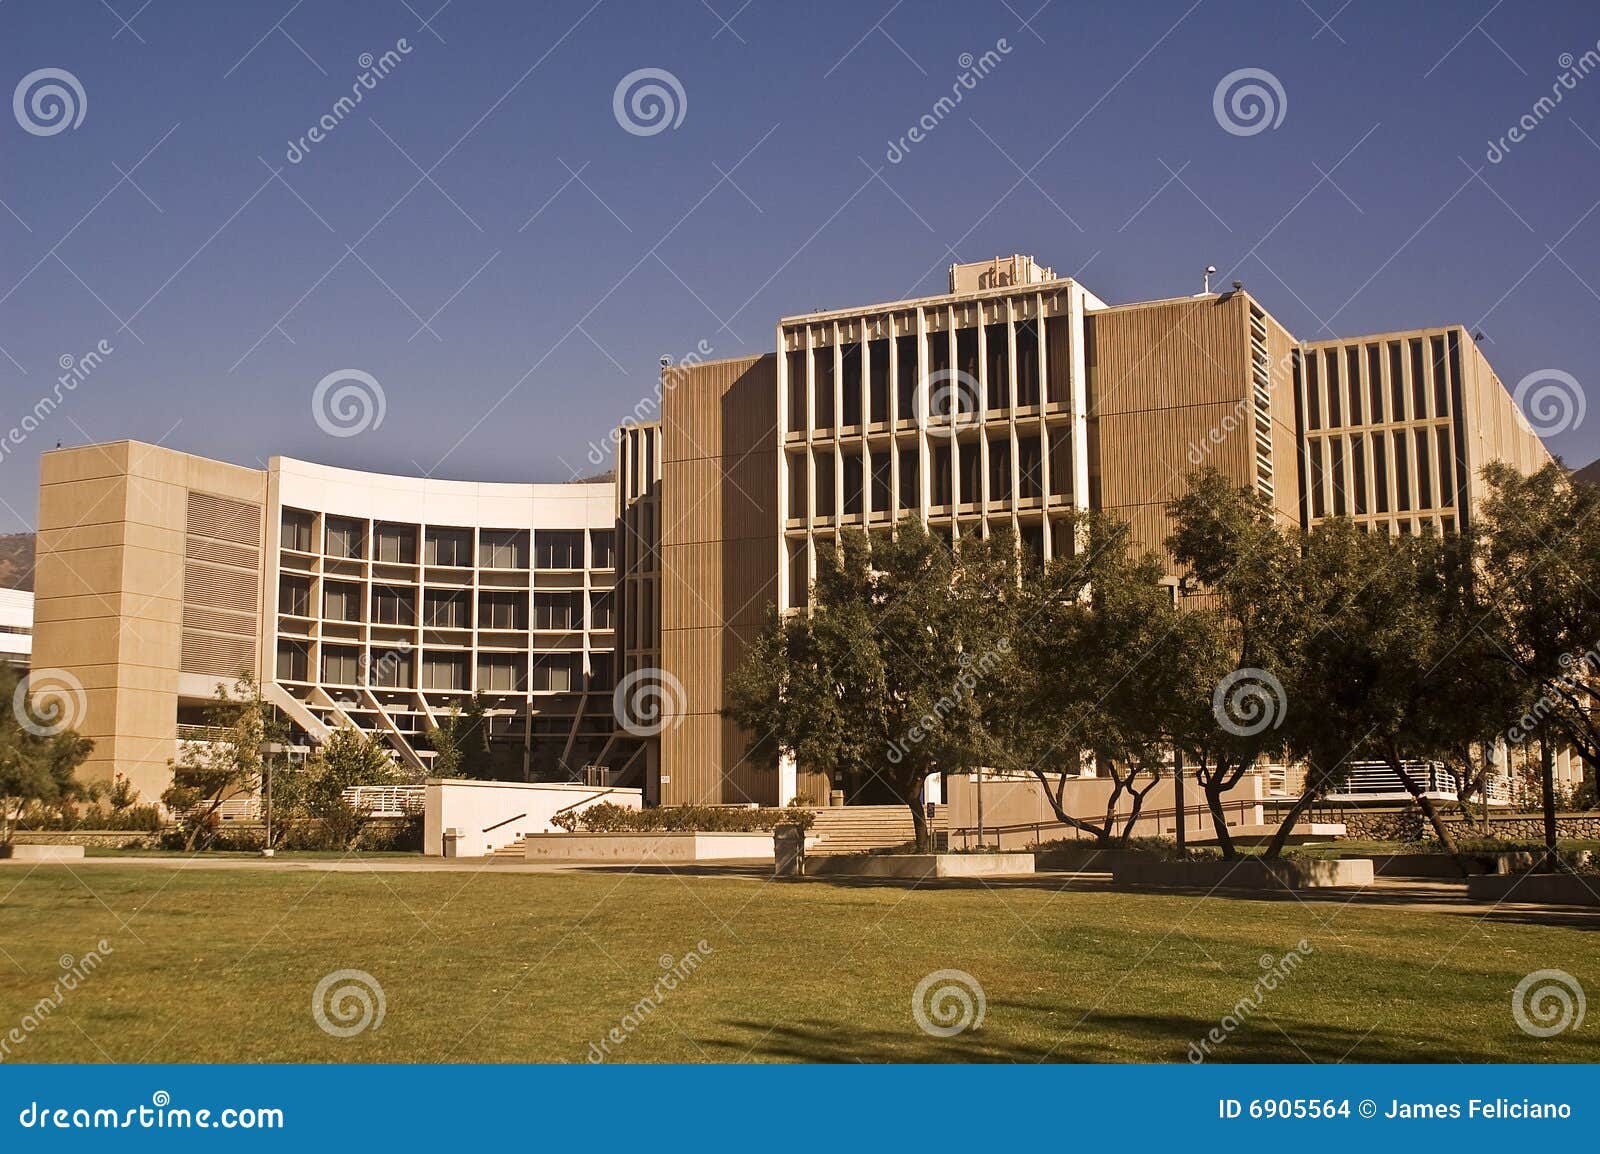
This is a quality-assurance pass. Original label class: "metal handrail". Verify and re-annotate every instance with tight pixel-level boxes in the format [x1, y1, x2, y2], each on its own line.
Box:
[481, 811, 527, 834]
[948, 798, 1257, 848]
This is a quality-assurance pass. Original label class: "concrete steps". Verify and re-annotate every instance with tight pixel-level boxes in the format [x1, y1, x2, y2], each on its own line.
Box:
[805, 805, 945, 856]
[486, 837, 528, 860]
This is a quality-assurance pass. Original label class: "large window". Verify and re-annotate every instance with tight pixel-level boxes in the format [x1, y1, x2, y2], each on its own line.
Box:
[372, 585, 416, 626]
[841, 342, 863, 427]
[589, 590, 614, 630]
[281, 509, 314, 553]
[1014, 321, 1040, 407]
[812, 346, 835, 429]
[426, 528, 473, 567]
[424, 591, 470, 629]
[479, 529, 529, 570]
[279, 576, 311, 617]
[535, 592, 581, 631]
[325, 517, 364, 559]
[374, 523, 417, 564]
[369, 647, 413, 688]
[323, 581, 362, 622]
[477, 657, 525, 692]
[984, 323, 1009, 410]
[321, 645, 361, 685]
[536, 530, 583, 569]
[590, 530, 615, 569]
[276, 640, 309, 682]
[867, 338, 890, 424]
[421, 653, 468, 690]
[533, 655, 579, 693]
[480, 592, 528, 631]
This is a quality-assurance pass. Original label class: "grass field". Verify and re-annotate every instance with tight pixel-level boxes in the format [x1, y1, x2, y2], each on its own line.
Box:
[1, 864, 1595, 1063]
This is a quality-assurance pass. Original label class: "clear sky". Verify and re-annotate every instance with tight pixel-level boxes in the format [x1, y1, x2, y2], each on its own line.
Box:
[3, 0, 1599, 530]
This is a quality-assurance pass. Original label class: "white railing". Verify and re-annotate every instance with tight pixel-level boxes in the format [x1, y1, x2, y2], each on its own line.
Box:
[1328, 760, 1511, 804]
[341, 785, 425, 817]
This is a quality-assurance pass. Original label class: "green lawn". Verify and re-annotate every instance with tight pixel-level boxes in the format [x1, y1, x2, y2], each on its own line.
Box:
[1, 865, 1595, 1063]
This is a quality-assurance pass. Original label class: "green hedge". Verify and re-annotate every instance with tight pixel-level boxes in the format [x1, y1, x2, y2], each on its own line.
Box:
[551, 802, 814, 833]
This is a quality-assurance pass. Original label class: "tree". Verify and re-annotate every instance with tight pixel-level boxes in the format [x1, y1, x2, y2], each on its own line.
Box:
[300, 728, 397, 847]
[726, 520, 1003, 850]
[424, 694, 494, 779]
[0, 665, 93, 845]
[162, 676, 275, 851]
[1477, 461, 1600, 864]
[1166, 471, 1303, 859]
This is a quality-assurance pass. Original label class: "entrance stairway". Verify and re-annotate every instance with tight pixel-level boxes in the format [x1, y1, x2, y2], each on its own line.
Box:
[805, 805, 945, 856]
[486, 837, 529, 861]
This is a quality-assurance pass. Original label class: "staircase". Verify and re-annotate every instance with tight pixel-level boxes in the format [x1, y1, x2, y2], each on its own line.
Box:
[486, 837, 528, 861]
[805, 805, 946, 856]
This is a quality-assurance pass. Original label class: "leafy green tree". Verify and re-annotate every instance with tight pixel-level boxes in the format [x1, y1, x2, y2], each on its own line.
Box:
[301, 728, 397, 847]
[0, 665, 94, 845]
[726, 520, 1002, 850]
[424, 693, 494, 779]
[162, 676, 275, 851]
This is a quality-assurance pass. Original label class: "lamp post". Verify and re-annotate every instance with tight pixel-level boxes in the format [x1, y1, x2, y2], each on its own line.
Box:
[259, 741, 285, 857]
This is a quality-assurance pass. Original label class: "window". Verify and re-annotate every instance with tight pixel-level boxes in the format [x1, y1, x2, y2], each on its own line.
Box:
[478, 529, 528, 569]
[956, 328, 980, 401]
[988, 437, 1012, 500]
[1021, 524, 1044, 564]
[590, 530, 615, 569]
[372, 585, 415, 626]
[870, 450, 892, 516]
[1388, 342, 1405, 419]
[1015, 321, 1040, 408]
[422, 653, 468, 690]
[812, 346, 835, 429]
[786, 349, 807, 433]
[323, 582, 362, 622]
[1431, 336, 1449, 417]
[1330, 438, 1347, 516]
[536, 530, 583, 569]
[533, 655, 578, 693]
[590, 590, 614, 630]
[1394, 431, 1411, 512]
[477, 657, 525, 692]
[1374, 434, 1389, 514]
[1437, 426, 1455, 508]
[984, 323, 1010, 410]
[841, 341, 863, 427]
[1351, 435, 1368, 516]
[843, 454, 864, 517]
[1410, 339, 1427, 419]
[325, 517, 364, 559]
[321, 645, 360, 685]
[370, 648, 413, 688]
[480, 592, 528, 631]
[958, 443, 980, 507]
[1346, 348, 1363, 425]
[1019, 436, 1043, 500]
[787, 539, 807, 607]
[534, 592, 580, 631]
[895, 329, 918, 420]
[424, 591, 470, 629]
[1324, 350, 1341, 427]
[1045, 314, 1073, 405]
[931, 444, 952, 506]
[374, 523, 417, 564]
[1310, 441, 1326, 518]
[898, 446, 919, 512]
[589, 653, 614, 691]
[276, 640, 309, 682]
[787, 453, 806, 519]
[1305, 353, 1321, 430]
[1415, 430, 1433, 509]
[926, 329, 950, 400]
[281, 509, 314, 553]
[1049, 428, 1073, 496]
[1367, 345, 1384, 422]
[867, 339, 890, 424]
[814, 451, 835, 518]
[279, 576, 311, 617]
[426, 528, 473, 567]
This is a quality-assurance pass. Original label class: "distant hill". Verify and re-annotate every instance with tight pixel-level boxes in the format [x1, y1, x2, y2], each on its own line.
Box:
[0, 533, 35, 591]
[1573, 458, 1600, 488]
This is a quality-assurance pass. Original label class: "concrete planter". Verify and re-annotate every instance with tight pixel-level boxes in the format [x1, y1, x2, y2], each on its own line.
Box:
[523, 831, 789, 863]
[1034, 846, 1156, 873]
[1367, 850, 1591, 879]
[1467, 872, 1600, 907]
[0, 843, 87, 861]
[811, 852, 1035, 879]
[1113, 857, 1374, 891]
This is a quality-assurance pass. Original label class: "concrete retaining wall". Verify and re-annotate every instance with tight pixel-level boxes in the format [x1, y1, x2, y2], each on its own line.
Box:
[1468, 872, 1600, 907]
[1113, 857, 1374, 891]
[1, 843, 87, 861]
[811, 853, 1035, 879]
[424, 780, 642, 857]
[522, 831, 781, 863]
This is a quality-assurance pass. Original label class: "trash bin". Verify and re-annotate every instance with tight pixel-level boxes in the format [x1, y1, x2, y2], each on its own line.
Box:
[828, 789, 845, 807]
[773, 823, 806, 877]
[442, 828, 462, 859]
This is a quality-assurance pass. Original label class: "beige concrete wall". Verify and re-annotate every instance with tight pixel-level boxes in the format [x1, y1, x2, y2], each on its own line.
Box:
[422, 778, 641, 857]
[32, 442, 266, 803]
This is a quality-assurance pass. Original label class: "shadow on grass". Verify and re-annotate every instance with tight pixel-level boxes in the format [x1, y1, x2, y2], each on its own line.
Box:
[697, 1003, 1519, 1063]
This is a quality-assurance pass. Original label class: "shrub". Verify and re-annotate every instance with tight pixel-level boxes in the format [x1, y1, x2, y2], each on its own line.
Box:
[551, 802, 815, 833]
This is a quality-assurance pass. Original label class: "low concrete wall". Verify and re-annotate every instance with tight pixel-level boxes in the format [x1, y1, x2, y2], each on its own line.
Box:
[1365, 850, 1592, 878]
[1, 843, 87, 861]
[1468, 872, 1600, 907]
[424, 780, 642, 857]
[1035, 846, 1154, 872]
[9, 830, 158, 849]
[812, 853, 1035, 879]
[1113, 857, 1374, 891]
[1339, 808, 1600, 842]
[522, 831, 780, 863]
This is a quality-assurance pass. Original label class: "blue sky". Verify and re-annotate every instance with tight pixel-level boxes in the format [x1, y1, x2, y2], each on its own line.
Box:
[3, 0, 1600, 530]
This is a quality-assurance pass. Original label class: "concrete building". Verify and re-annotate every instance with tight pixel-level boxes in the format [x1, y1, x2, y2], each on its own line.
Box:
[29, 256, 1552, 809]
[0, 588, 31, 667]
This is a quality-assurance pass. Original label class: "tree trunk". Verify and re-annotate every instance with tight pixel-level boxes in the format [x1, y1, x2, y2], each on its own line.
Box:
[1262, 780, 1318, 860]
[1201, 778, 1237, 859]
[1540, 729, 1558, 872]
[907, 796, 931, 852]
[1390, 758, 1466, 874]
